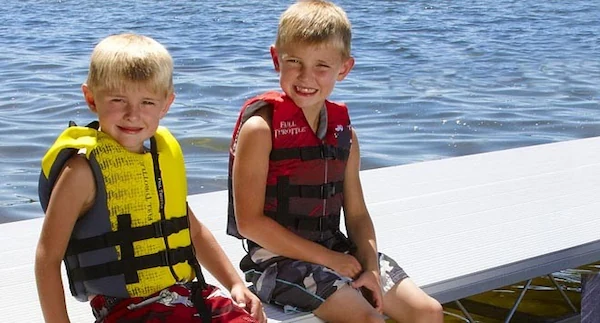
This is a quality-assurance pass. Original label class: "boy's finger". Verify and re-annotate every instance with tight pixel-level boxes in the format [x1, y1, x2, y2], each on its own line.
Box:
[374, 293, 383, 313]
[251, 302, 266, 322]
[250, 298, 262, 315]
[350, 278, 363, 288]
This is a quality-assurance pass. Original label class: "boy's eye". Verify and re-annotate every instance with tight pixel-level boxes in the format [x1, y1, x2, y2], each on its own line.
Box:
[111, 98, 125, 103]
[286, 59, 300, 64]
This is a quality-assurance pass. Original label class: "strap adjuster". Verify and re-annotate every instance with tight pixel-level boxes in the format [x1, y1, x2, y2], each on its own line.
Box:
[153, 220, 164, 238]
[162, 249, 171, 266]
[321, 145, 336, 159]
[321, 182, 336, 199]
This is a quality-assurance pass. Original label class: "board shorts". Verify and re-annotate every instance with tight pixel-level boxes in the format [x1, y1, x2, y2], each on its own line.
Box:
[90, 282, 257, 323]
[241, 248, 408, 313]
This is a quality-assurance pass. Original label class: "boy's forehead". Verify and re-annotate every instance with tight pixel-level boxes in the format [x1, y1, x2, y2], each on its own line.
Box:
[97, 81, 167, 96]
[279, 41, 345, 58]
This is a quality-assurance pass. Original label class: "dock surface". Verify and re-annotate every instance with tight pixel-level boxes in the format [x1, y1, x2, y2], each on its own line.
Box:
[3, 136, 600, 322]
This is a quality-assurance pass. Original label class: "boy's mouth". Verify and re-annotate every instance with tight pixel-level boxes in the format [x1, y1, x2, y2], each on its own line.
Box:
[295, 86, 317, 95]
[118, 126, 143, 134]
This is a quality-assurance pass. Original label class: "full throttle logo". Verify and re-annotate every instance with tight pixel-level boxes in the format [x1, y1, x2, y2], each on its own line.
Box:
[274, 120, 308, 138]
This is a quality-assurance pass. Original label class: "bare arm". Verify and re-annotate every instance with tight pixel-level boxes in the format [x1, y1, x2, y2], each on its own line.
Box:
[35, 156, 95, 323]
[188, 206, 266, 322]
[343, 129, 384, 311]
[232, 111, 341, 267]
[343, 129, 378, 271]
[188, 207, 246, 290]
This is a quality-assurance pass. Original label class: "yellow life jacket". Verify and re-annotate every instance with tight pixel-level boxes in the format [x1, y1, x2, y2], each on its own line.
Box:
[39, 122, 197, 301]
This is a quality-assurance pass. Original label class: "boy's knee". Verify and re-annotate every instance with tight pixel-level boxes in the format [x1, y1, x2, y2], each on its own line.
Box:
[412, 297, 443, 322]
[364, 312, 386, 323]
[346, 312, 385, 323]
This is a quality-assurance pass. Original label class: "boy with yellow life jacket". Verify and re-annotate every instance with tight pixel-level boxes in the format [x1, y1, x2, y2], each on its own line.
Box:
[35, 33, 265, 323]
[227, 1, 443, 322]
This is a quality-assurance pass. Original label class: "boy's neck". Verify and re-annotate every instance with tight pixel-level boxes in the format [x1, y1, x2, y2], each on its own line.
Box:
[302, 104, 327, 137]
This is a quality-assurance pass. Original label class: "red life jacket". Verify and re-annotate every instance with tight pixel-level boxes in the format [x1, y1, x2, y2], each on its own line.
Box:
[227, 91, 352, 242]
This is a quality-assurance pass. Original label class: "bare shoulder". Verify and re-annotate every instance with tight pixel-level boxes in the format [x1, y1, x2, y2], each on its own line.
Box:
[343, 128, 368, 214]
[350, 127, 360, 146]
[38, 154, 96, 255]
[62, 154, 94, 184]
[347, 128, 361, 167]
[237, 106, 273, 149]
[51, 154, 96, 215]
[241, 105, 272, 133]
[233, 105, 272, 175]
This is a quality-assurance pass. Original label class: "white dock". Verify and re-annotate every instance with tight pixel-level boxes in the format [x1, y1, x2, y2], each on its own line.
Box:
[3, 136, 600, 322]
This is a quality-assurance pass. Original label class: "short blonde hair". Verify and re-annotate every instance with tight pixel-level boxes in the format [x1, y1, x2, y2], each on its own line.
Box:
[85, 33, 173, 97]
[275, 0, 352, 58]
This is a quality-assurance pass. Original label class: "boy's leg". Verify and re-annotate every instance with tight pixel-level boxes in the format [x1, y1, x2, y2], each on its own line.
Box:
[244, 255, 383, 322]
[313, 285, 384, 323]
[382, 278, 443, 323]
[376, 253, 443, 323]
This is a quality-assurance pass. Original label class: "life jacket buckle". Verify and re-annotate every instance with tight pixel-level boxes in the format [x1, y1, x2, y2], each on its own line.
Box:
[153, 220, 164, 238]
[320, 182, 336, 199]
[321, 145, 337, 159]
[161, 249, 173, 266]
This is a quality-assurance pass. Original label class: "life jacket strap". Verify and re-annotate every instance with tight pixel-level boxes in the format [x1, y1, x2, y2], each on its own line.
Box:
[70, 246, 195, 284]
[65, 216, 190, 256]
[191, 280, 212, 323]
[270, 145, 349, 161]
[266, 181, 343, 199]
[265, 211, 341, 233]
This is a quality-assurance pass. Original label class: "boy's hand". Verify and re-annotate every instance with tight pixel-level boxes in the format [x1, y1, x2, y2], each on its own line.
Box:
[326, 252, 362, 278]
[351, 270, 383, 313]
[230, 283, 267, 323]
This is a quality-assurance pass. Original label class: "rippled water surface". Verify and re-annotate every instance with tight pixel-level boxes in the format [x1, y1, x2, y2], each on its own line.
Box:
[0, 0, 598, 222]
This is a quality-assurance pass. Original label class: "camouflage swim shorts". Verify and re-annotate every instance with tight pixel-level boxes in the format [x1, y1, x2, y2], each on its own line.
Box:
[241, 250, 408, 312]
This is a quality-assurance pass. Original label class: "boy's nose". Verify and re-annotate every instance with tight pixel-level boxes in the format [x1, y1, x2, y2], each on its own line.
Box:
[298, 66, 312, 81]
[124, 103, 141, 120]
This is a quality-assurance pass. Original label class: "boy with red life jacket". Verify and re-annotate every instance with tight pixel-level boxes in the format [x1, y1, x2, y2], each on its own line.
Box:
[227, 1, 443, 322]
[35, 33, 265, 323]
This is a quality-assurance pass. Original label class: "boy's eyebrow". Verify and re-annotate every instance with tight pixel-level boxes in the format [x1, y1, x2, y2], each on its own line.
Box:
[102, 91, 123, 96]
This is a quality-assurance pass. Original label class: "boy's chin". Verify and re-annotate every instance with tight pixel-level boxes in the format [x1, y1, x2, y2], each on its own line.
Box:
[290, 97, 323, 111]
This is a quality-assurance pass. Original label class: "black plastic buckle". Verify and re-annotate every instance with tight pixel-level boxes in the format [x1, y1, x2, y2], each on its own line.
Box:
[153, 221, 164, 238]
[320, 182, 336, 199]
[162, 250, 171, 266]
[321, 145, 337, 159]
[162, 248, 182, 266]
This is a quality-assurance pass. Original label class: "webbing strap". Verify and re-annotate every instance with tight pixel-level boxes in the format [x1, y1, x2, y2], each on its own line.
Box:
[150, 137, 181, 282]
[270, 145, 349, 161]
[265, 211, 341, 232]
[70, 246, 195, 283]
[266, 181, 343, 199]
[65, 216, 189, 256]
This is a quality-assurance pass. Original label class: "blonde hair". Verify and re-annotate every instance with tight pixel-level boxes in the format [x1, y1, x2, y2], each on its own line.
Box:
[85, 33, 174, 97]
[275, 0, 352, 58]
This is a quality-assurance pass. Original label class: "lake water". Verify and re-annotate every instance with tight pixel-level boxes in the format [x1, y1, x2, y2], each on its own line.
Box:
[0, 0, 598, 223]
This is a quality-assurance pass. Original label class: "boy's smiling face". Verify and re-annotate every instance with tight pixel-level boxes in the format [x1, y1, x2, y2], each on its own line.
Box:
[271, 41, 354, 112]
[83, 82, 174, 153]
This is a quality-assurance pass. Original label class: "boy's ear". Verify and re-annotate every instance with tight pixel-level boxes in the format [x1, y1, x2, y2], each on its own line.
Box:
[82, 84, 97, 113]
[270, 45, 280, 72]
[337, 57, 355, 81]
[160, 93, 175, 119]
